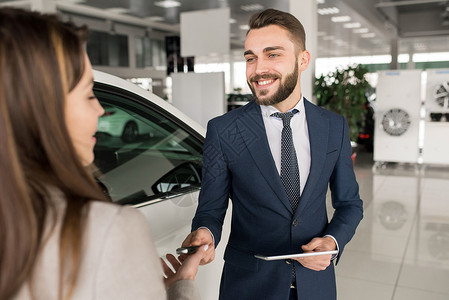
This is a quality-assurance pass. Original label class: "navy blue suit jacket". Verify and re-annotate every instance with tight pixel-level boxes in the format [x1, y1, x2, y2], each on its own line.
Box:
[192, 99, 363, 300]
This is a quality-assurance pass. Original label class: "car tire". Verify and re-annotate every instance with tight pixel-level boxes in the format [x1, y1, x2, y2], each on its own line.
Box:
[122, 122, 138, 142]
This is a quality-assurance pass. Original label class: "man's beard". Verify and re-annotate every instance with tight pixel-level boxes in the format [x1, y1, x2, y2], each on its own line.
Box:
[247, 64, 299, 106]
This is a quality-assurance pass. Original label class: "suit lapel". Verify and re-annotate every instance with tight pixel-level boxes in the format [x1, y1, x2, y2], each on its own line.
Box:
[295, 99, 329, 217]
[236, 102, 293, 213]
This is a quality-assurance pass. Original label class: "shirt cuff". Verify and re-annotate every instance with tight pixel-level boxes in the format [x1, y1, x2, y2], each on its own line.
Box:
[324, 235, 339, 260]
[198, 226, 215, 245]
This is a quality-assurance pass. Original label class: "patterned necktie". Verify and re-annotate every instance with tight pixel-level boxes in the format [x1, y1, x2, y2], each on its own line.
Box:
[271, 109, 300, 212]
[272, 109, 300, 288]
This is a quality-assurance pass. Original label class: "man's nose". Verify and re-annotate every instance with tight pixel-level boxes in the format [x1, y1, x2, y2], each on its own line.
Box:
[254, 57, 270, 75]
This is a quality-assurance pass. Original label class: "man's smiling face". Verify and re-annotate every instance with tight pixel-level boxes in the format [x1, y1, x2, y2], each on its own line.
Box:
[244, 25, 301, 106]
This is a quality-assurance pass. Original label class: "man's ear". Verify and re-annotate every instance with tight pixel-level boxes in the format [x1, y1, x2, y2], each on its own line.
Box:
[298, 50, 311, 72]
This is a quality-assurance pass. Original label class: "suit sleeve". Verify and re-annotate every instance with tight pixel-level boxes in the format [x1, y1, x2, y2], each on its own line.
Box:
[324, 116, 363, 262]
[192, 119, 231, 247]
[94, 206, 200, 300]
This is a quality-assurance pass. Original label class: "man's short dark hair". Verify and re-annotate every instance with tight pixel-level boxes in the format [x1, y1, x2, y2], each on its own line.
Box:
[248, 9, 306, 52]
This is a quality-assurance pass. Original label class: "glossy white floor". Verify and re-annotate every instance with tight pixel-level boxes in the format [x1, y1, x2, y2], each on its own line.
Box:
[334, 149, 449, 300]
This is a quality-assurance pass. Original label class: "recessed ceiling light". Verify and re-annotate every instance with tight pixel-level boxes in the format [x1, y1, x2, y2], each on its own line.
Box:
[317, 7, 340, 15]
[414, 43, 427, 50]
[331, 16, 351, 22]
[316, 0, 326, 4]
[334, 39, 347, 45]
[239, 24, 250, 30]
[353, 28, 369, 33]
[240, 4, 264, 12]
[343, 22, 361, 29]
[361, 33, 376, 38]
[145, 16, 164, 22]
[106, 7, 129, 14]
[229, 18, 237, 24]
[154, 0, 181, 8]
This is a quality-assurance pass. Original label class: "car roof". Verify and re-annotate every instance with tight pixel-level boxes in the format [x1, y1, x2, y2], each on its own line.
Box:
[93, 70, 207, 138]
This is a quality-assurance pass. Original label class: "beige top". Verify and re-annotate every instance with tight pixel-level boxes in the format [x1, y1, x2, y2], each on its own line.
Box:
[13, 190, 200, 300]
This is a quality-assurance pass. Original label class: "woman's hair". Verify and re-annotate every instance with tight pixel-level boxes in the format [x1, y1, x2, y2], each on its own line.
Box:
[248, 8, 306, 53]
[0, 8, 107, 300]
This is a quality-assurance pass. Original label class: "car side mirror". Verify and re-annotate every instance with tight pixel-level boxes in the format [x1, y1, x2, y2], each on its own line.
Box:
[151, 162, 201, 195]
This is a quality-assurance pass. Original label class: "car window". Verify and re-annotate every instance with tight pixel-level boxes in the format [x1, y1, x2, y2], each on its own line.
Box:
[93, 86, 203, 206]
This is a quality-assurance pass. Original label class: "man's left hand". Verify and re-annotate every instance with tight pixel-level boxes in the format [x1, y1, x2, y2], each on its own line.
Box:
[294, 237, 337, 271]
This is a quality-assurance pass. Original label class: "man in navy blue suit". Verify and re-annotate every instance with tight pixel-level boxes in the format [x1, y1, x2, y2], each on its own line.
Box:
[182, 8, 363, 300]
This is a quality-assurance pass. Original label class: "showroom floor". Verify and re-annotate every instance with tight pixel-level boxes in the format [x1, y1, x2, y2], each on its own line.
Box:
[334, 149, 449, 300]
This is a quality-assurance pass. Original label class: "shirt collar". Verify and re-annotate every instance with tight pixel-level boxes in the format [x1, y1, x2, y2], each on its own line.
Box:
[260, 96, 304, 118]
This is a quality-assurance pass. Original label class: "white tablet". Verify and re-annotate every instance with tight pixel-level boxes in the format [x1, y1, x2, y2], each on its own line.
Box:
[254, 250, 338, 261]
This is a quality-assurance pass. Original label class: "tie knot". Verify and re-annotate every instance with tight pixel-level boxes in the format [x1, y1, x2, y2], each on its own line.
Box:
[271, 109, 298, 126]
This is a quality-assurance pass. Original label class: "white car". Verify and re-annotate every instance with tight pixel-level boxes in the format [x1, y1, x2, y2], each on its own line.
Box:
[98, 103, 157, 142]
[93, 70, 228, 299]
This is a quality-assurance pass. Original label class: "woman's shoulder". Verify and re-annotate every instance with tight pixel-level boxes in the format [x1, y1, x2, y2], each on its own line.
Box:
[87, 201, 147, 231]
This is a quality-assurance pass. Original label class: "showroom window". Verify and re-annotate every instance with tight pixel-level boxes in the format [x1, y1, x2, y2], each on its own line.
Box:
[93, 88, 203, 205]
[135, 36, 166, 69]
[87, 30, 129, 67]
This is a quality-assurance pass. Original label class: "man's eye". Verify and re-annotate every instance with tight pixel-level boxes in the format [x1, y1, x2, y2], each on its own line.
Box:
[88, 95, 97, 100]
[269, 53, 279, 58]
[246, 57, 255, 62]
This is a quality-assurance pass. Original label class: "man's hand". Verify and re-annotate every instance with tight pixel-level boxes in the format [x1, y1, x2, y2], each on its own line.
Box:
[181, 228, 215, 265]
[162, 244, 209, 290]
[294, 237, 337, 271]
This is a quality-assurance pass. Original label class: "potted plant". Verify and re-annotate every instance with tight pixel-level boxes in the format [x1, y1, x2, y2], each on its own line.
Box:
[313, 64, 373, 144]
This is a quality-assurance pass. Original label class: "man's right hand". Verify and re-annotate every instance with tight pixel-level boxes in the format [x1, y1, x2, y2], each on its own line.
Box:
[181, 228, 215, 265]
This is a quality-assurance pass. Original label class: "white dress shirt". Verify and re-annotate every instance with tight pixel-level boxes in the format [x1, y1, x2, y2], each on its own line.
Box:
[260, 97, 339, 256]
[260, 97, 310, 195]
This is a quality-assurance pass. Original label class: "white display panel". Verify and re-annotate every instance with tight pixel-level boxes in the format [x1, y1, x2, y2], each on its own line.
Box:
[180, 8, 230, 57]
[423, 123, 449, 165]
[374, 70, 422, 163]
[422, 69, 449, 165]
[425, 69, 449, 118]
[171, 72, 226, 128]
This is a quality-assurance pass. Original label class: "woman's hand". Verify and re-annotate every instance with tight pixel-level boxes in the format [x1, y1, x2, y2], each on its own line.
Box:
[161, 244, 209, 290]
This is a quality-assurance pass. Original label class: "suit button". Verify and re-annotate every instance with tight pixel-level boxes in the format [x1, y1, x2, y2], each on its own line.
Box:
[292, 219, 298, 227]
[285, 259, 292, 265]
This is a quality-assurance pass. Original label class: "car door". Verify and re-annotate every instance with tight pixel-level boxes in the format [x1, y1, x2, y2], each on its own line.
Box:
[93, 82, 204, 252]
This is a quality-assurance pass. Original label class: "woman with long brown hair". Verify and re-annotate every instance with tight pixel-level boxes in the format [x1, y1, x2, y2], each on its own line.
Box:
[0, 8, 206, 300]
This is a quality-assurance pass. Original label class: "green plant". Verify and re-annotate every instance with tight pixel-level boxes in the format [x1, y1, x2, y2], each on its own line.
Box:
[313, 64, 372, 141]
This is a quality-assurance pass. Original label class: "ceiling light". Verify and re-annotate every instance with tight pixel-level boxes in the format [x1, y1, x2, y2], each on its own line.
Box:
[353, 28, 369, 33]
[344, 22, 361, 29]
[316, 0, 326, 4]
[239, 24, 250, 30]
[154, 0, 181, 8]
[334, 39, 347, 46]
[331, 16, 351, 23]
[145, 16, 164, 22]
[361, 33, 376, 38]
[106, 7, 129, 14]
[317, 7, 340, 15]
[414, 43, 427, 50]
[240, 4, 264, 12]
[229, 18, 237, 24]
